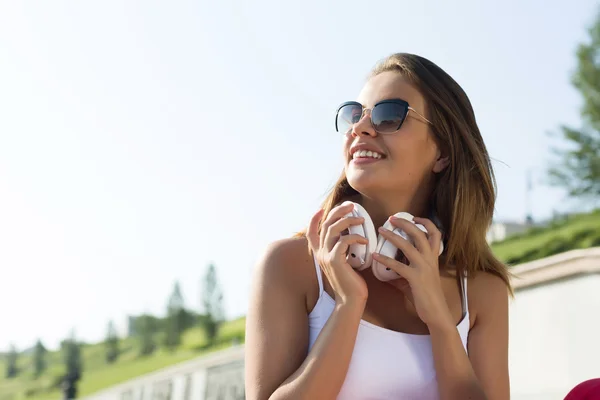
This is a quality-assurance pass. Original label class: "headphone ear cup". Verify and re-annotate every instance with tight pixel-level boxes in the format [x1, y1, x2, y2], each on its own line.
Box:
[371, 213, 445, 282]
[342, 201, 377, 270]
[346, 216, 367, 269]
[372, 220, 406, 281]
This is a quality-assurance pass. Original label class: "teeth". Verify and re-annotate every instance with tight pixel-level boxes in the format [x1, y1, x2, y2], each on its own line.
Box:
[353, 149, 383, 159]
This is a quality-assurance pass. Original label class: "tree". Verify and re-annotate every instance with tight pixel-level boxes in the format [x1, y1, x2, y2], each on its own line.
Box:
[5, 344, 18, 378]
[62, 330, 82, 380]
[163, 281, 187, 351]
[60, 332, 82, 400]
[548, 8, 600, 199]
[32, 339, 47, 378]
[136, 314, 157, 356]
[200, 263, 225, 345]
[104, 320, 119, 364]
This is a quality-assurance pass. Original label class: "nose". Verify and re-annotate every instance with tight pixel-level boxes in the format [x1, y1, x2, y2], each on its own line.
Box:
[350, 109, 377, 138]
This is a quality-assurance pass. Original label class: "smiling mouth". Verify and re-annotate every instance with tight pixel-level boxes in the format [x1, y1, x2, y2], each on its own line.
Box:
[351, 149, 385, 160]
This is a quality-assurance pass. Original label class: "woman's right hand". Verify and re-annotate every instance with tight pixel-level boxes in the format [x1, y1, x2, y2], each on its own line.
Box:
[307, 203, 369, 306]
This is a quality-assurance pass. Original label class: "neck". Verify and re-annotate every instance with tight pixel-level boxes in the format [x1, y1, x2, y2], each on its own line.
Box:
[357, 186, 433, 229]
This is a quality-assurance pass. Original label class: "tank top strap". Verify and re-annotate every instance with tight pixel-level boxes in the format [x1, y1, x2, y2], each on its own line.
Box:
[461, 275, 469, 317]
[313, 254, 324, 296]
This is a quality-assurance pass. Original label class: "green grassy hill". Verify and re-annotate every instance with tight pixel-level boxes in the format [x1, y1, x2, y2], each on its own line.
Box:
[491, 209, 600, 265]
[1, 209, 598, 400]
[0, 317, 246, 400]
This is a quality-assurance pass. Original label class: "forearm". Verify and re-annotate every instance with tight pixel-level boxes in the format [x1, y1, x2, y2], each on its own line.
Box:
[270, 301, 364, 400]
[430, 323, 487, 400]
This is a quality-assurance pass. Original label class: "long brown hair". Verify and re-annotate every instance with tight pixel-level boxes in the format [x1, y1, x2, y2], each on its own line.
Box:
[298, 53, 512, 293]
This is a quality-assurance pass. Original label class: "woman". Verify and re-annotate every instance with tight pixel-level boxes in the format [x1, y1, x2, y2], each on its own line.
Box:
[245, 53, 512, 400]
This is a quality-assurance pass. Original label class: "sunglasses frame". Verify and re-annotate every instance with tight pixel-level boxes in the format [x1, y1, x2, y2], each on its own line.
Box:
[335, 98, 433, 134]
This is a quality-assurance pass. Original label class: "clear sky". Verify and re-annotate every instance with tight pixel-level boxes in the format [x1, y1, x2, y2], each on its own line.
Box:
[0, 0, 597, 351]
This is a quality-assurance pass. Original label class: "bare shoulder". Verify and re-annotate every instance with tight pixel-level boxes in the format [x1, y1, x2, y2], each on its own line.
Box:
[468, 271, 510, 321]
[245, 235, 318, 400]
[255, 235, 313, 278]
[258, 235, 312, 266]
[252, 236, 316, 301]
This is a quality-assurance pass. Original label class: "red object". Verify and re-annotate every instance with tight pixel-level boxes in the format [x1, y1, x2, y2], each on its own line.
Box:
[565, 379, 600, 400]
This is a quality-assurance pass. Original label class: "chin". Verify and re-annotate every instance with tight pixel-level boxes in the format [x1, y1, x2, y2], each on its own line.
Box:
[346, 164, 411, 199]
[346, 170, 385, 195]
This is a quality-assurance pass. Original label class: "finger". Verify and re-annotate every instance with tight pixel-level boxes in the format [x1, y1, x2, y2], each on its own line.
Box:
[307, 209, 324, 253]
[324, 216, 365, 251]
[319, 202, 355, 249]
[377, 227, 423, 264]
[372, 252, 416, 281]
[332, 234, 369, 260]
[389, 217, 430, 254]
[413, 217, 443, 255]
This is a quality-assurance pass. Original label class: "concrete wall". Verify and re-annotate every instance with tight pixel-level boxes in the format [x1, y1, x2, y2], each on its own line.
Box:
[509, 277, 600, 399]
[83, 248, 600, 400]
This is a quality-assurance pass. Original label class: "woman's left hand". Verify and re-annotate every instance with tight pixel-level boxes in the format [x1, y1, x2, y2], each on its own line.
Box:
[372, 216, 455, 330]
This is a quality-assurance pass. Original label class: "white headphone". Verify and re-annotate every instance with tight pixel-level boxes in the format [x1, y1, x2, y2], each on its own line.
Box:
[341, 200, 444, 282]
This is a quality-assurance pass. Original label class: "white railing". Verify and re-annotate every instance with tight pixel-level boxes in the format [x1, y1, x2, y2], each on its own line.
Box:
[82, 344, 245, 400]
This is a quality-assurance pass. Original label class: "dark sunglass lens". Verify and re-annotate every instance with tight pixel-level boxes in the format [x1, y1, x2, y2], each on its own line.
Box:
[336, 104, 363, 133]
[371, 102, 407, 133]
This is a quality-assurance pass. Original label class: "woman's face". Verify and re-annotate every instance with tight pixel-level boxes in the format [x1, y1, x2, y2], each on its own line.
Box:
[343, 71, 447, 198]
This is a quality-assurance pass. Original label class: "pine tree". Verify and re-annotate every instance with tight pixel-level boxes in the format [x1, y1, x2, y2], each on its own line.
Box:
[164, 281, 185, 351]
[137, 314, 156, 356]
[32, 339, 47, 378]
[62, 330, 82, 382]
[5, 344, 18, 378]
[200, 263, 225, 345]
[104, 320, 120, 363]
[61, 331, 83, 399]
[61, 331, 82, 400]
[548, 7, 600, 200]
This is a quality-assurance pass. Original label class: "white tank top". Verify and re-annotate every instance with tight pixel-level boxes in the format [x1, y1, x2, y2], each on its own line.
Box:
[308, 257, 470, 400]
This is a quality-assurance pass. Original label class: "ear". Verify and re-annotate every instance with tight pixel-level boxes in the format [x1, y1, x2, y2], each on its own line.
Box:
[432, 152, 450, 173]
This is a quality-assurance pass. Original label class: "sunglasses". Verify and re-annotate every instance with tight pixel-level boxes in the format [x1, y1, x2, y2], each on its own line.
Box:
[335, 99, 433, 134]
